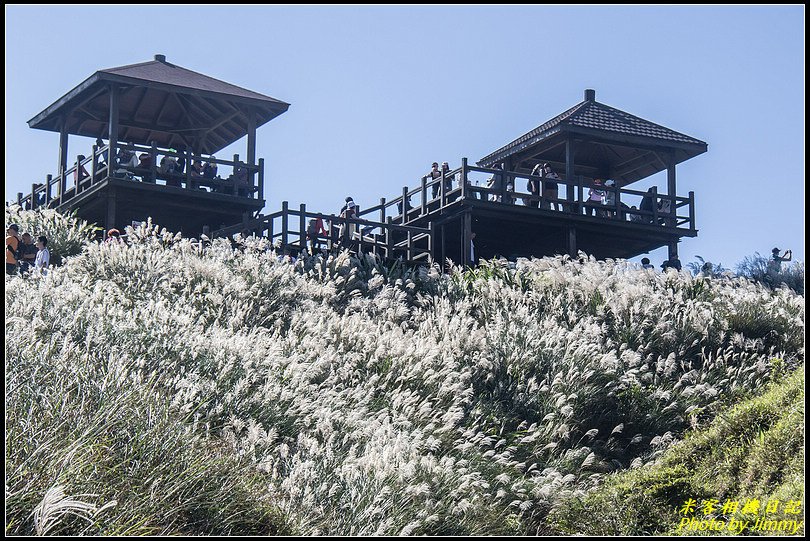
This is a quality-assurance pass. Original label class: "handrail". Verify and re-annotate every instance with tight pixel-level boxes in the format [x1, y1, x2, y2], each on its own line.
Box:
[211, 201, 433, 262]
[356, 159, 694, 232]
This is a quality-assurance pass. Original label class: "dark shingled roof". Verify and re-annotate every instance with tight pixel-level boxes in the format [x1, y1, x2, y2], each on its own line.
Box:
[99, 59, 288, 106]
[480, 94, 706, 167]
[28, 55, 290, 154]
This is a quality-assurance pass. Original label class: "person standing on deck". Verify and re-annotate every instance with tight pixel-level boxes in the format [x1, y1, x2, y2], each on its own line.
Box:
[542, 163, 561, 211]
[428, 162, 442, 200]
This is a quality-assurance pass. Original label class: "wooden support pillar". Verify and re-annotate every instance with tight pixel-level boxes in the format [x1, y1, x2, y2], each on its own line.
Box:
[401, 186, 408, 225]
[30, 183, 38, 210]
[461, 211, 472, 266]
[299, 203, 307, 249]
[666, 152, 676, 227]
[440, 223, 446, 269]
[58, 119, 68, 198]
[45, 174, 53, 205]
[461, 157, 468, 199]
[567, 226, 577, 258]
[688, 191, 696, 232]
[247, 107, 257, 192]
[565, 136, 575, 210]
[386, 216, 394, 259]
[258, 158, 265, 201]
[108, 84, 119, 164]
[280, 200, 289, 249]
[379, 197, 386, 224]
[105, 187, 117, 233]
[668, 241, 679, 261]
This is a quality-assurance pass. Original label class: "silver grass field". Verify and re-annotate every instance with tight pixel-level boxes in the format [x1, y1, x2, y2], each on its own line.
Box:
[4, 211, 804, 535]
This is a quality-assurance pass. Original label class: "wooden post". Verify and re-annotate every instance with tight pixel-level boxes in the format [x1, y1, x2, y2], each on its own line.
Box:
[281, 200, 288, 249]
[108, 83, 119, 167]
[614, 183, 621, 219]
[75, 155, 83, 193]
[668, 241, 679, 261]
[427, 221, 434, 257]
[406, 230, 413, 262]
[567, 227, 577, 258]
[45, 174, 52, 205]
[421, 176, 427, 214]
[185, 148, 193, 189]
[91, 145, 98, 184]
[30, 183, 38, 209]
[150, 141, 157, 183]
[247, 108, 257, 191]
[58, 119, 69, 192]
[300, 203, 307, 250]
[105, 187, 117, 232]
[577, 175, 583, 215]
[379, 197, 386, 224]
[565, 137, 575, 211]
[386, 216, 394, 259]
[258, 157, 265, 201]
[440, 170, 446, 207]
[461, 157, 468, 199]
[651, 186, 659, 225]
[440, 223, 446, 269]
[17, 193, 23, 206]
[689, 191, 696, 232]
[268, 217, 275, 246]
[666, 154, 676, 227]
[401, 186, 408, 225]
[461, 211, 472, 266]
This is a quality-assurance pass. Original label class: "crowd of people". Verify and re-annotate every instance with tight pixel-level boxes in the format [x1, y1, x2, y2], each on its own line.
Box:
[5, 224, 49, 275]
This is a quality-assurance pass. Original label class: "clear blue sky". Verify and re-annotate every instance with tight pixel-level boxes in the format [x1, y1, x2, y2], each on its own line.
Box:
[5, 6, 805, 267]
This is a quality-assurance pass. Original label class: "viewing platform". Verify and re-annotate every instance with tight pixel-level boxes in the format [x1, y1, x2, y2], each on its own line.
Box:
[16, 54, 288, 236]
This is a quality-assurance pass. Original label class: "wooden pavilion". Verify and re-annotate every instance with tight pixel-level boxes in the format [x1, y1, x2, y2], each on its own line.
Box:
[17, 71, 707, 265]
[215, 89, 707, 265]
[18, 54, 289, 236]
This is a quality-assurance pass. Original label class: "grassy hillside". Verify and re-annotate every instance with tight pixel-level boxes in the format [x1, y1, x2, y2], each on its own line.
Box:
[550, 368, 804, 535]
[5, 214, 805, 535]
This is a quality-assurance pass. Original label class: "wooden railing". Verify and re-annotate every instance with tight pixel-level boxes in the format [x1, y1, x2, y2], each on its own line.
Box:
[212, 201, 434, 262]
[358, 158, 696, 232]
[16, 143, 264, 210]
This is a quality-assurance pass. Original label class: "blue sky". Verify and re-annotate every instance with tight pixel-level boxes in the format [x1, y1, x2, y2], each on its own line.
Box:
[5, 6, 805, 267]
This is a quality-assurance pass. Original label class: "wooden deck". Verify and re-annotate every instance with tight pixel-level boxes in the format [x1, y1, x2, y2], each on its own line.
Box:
[214, 158, 697, 265]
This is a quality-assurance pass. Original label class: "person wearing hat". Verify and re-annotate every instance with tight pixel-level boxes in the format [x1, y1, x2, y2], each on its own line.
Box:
[6, 224, 21, 274]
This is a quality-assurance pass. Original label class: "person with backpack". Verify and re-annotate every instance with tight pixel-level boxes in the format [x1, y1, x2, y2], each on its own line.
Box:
[306, 216, 328, 254]
[6, 223, 21, 275]
[18, 232, 38, 273]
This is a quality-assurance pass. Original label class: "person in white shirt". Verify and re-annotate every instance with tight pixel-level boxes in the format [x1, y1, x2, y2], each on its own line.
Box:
[35, 236, 50, 274]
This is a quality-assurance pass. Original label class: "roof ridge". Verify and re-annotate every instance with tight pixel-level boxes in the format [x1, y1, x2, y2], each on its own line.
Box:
[478, 99, 590, 165]
[566, 100, 705, 144]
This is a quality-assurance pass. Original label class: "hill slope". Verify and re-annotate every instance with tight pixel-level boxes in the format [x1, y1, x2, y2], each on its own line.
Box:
[5, 217, 805, 535]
